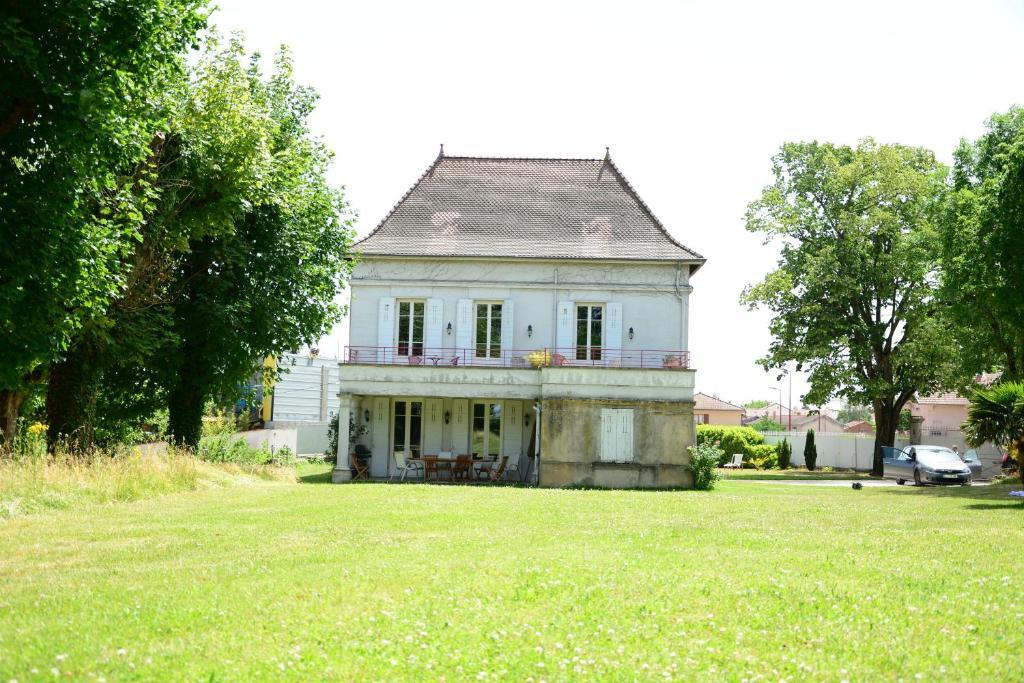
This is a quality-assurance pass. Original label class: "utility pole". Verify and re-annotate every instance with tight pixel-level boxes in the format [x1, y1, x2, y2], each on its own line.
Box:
[787, 370, 793, 430]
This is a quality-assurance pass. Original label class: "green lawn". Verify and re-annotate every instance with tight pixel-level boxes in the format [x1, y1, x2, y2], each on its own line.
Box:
[719, 468, 876, 480]
[1, 464, 1022, 681]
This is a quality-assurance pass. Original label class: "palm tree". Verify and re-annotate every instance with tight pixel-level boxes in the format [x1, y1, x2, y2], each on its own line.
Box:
[963, 381, 1024, 486]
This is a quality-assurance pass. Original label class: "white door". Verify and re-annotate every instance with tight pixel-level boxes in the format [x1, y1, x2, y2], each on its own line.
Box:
[392, 399, 424, 462]
[471, 401, 502, 458]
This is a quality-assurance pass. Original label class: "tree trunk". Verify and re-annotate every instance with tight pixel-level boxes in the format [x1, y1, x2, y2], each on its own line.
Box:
[167, 356, 206, 450]
[46, 344, 101, 452]
[1017, 437, 1024, 490]
[872, 398, 899, 477]
[0, 389, 25, 445]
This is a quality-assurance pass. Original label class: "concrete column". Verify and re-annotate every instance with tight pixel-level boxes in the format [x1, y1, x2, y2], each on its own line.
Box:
[332, 393, 354, 483]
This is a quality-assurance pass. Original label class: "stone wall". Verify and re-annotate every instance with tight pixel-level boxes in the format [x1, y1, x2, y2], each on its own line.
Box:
[539, 397, 695, 488]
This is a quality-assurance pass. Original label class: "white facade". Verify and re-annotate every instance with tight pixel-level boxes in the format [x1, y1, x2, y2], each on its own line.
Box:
[348, 257, 693, 358]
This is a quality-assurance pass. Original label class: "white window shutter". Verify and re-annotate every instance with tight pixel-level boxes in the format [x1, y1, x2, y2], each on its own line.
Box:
[555, 301, 574, 353]
[500, 299, 514, 360]
[456, 299, 474, 353]
[605, 302, 623, 366]
[619, 409, 634, 462]
[377, 297, 396, 363]
[424, 298, 444, 357]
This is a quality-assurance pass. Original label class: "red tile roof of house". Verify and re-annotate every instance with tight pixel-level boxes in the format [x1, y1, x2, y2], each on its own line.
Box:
[694, 392, 744, 412]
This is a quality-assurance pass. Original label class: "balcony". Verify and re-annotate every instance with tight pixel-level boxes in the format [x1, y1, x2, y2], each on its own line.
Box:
[343, 346, 691, 370]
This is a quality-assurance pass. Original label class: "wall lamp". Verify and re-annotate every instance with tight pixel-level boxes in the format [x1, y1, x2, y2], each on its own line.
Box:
[527, 324, 533, 338]
[628, 326, 635, 340]
[446, 322, 452, 335]
[363, 409, 371, 423]
[444, 410, 451, 424]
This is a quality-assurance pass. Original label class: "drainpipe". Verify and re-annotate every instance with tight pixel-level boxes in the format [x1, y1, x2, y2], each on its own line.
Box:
[533, 401, 542, 485]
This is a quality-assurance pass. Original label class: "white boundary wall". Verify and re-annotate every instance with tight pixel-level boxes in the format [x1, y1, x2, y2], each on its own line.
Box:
[762, 430, 1004, 476]
[762, 432, 906, 471]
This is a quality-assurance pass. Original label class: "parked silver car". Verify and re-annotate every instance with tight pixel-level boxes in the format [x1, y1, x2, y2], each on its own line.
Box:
[962, 449, 984, 480]
[883, 445, 972, 486]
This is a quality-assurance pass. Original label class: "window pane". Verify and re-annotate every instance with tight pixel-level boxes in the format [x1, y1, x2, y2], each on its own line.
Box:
[476, 305, 487, 356]
[590, 308, 602, 359]
[411, 302, 424, 355]
[393, 401, 406, 453]
[488, 404, 501, 457]
[409, 401, 422, 458]
[489, 309, 501, 357]
[472, 403, 486, 457]
[398, 302, 410, 355]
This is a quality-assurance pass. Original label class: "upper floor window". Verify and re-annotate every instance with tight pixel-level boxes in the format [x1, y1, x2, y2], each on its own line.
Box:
[397, 300, 424, 356]
[576, 304, 603, 360]
[475, 302, 502, 358]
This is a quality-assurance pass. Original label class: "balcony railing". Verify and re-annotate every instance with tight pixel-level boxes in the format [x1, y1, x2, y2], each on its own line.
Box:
[343, 346, 691, 370]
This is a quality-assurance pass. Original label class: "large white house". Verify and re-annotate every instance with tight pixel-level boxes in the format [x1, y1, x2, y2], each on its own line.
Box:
[334, 149, 704, 487]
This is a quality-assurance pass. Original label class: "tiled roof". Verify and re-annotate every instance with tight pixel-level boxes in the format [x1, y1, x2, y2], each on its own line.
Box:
[355, 151, 704, 265]
[915, 392, 971, 406]
[694, 392, 744, 412]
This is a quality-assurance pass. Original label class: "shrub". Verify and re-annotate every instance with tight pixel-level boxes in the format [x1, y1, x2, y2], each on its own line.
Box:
[198, 433, 293, 466]
[750, 416, 785, 432]
[696, 425, 766, 465]
[687, 440, 722, 490]
[326, 413, 369, 462]
[777, 438, 792, 469]
[746, 443, 779, 469]
[804, 429, 818, 471]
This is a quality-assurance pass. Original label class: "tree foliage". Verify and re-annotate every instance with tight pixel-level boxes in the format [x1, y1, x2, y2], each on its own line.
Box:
[963, 381, 1024, 486]
[743, 139, 963, 474]
[750, 416, 784, 432]
[837, 403, 873, 424]
[42, 36, 356, 449]
[0, 0, 208, 439]
[940, 107, 1024, 379]
[803, 429, 817, 471]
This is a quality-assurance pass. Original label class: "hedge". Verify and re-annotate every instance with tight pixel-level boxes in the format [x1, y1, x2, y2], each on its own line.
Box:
[696, 425, 767, 466]
[746, 443, 779, 469]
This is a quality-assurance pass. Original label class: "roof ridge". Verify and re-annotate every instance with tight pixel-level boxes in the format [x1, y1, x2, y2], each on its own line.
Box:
[694, 392, 745, 410]
[442, 155, 606, 162]
[602, 155, 705, 262]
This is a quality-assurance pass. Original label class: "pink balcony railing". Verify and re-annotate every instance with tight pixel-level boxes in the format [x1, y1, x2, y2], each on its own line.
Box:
[343, 346, 691, 370]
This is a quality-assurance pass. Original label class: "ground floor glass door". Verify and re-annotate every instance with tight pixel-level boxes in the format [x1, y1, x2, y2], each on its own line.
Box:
[471, 402, 502, 458]
[393, 400, 423, 459]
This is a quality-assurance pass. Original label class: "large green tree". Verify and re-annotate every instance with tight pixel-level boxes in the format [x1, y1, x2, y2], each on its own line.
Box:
[0, 0, 208, 441]
[44, 37, 356, 449]
[940, 107, 1024, 378]
[743, 140, 963, 475]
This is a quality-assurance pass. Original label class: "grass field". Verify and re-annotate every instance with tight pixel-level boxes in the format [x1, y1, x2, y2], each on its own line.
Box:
[1, 462, 1022, 681]
[718, 468, 875, 480]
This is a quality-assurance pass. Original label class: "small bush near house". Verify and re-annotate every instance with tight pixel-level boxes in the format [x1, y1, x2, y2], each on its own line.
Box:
[746, 443, 779, 469]
[804, 429, 818, 471]
[696, 425, 766, 464]
[687, 440, 722, 490]
[777, 438, 792, 469]
[326, 413, 370, 463]
[750, 416, 785, 432]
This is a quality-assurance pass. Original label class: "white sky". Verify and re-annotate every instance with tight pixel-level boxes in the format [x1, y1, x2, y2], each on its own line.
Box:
[213, 0, 1024, 409]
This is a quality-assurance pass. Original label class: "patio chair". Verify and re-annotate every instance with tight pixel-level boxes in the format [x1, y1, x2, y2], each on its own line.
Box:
[424, 455, 451, 481]
[550, 353, 569, 367]
[481, 456, 510, 483]
[350, 450, 369, 480]
[408, 355, 423, 366]
[722, 453, 743, 469]
[391, 450, 422, 481]
[504, 451, 522, 482]
[451, 454, 473, 482]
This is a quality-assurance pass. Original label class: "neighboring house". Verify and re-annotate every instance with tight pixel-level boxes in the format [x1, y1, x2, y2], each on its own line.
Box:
[790, 413, 845, 433]
[843, 420, 874, 434]
[333, 149, 704, 487]
[258, 352, 340, 455]
[693, 393, 744, 425]
[743, 402, 839, 428]
[909, 392, 970, 432]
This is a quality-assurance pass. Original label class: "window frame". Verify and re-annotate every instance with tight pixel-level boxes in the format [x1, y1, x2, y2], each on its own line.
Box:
[473, 301, 503, 359]
[395, 299, 426, 357]
[471, 400, 503, 459]
[575, 303, 604, 361]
